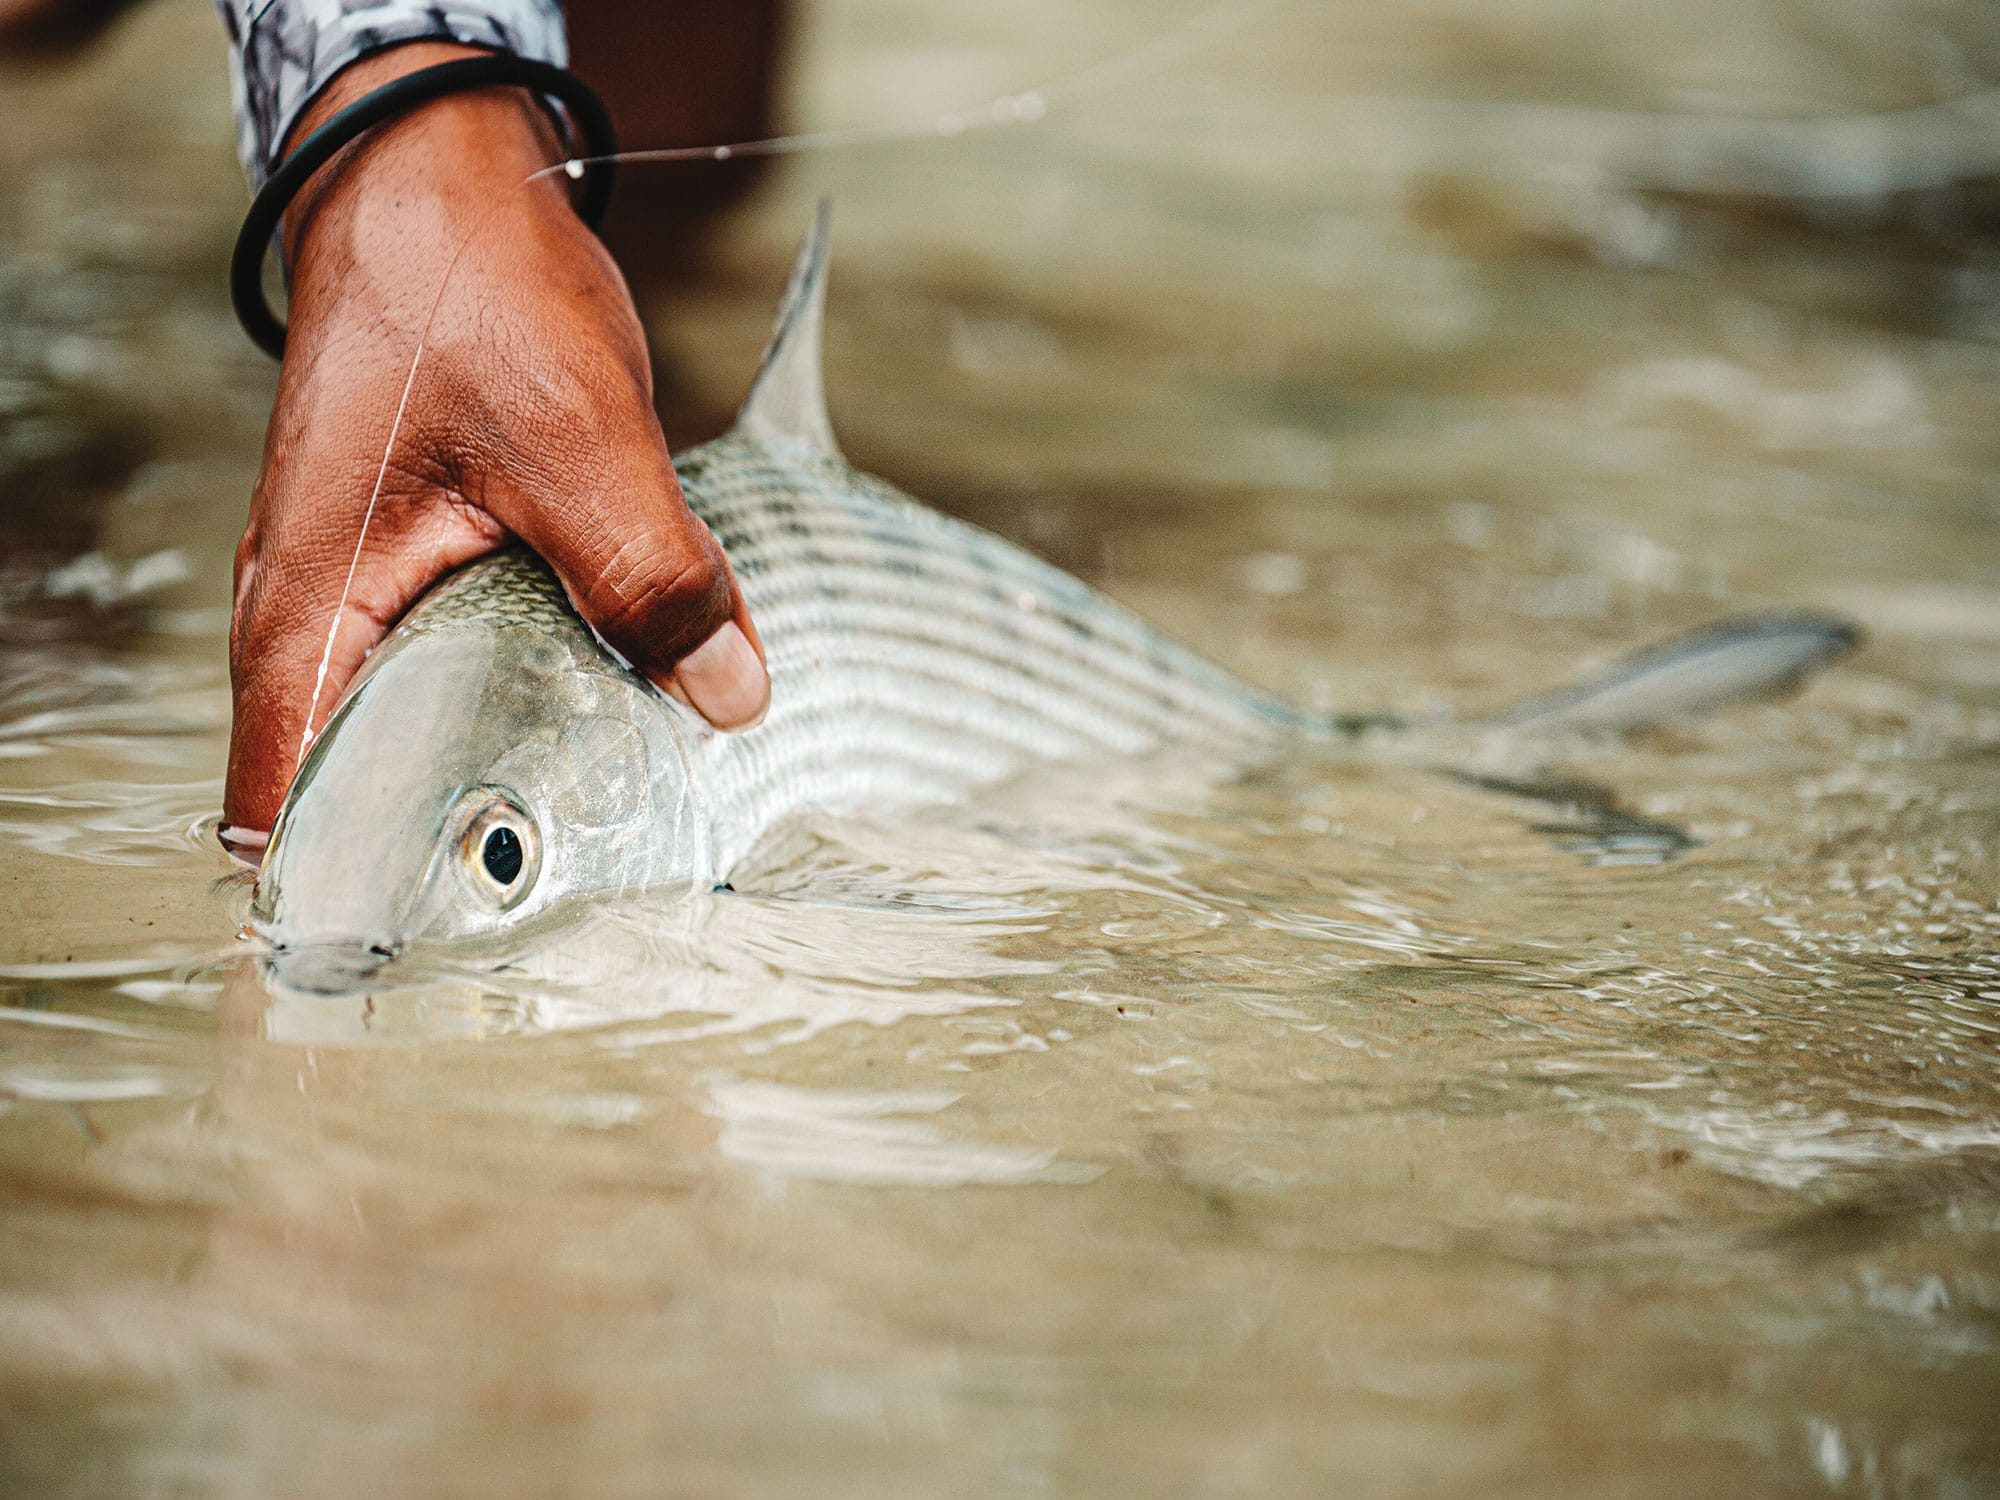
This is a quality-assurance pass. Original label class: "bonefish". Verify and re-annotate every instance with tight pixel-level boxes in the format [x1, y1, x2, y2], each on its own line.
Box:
[251, 207, 1856, 985]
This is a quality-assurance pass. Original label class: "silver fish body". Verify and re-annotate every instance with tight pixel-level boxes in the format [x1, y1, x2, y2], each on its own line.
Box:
[257, 427, 1302, 934]
[251, 208, 1857, 975]
[252, 413, 1315, 957]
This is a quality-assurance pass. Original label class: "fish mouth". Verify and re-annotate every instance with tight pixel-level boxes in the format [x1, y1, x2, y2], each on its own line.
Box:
[261, 938, 401, 995]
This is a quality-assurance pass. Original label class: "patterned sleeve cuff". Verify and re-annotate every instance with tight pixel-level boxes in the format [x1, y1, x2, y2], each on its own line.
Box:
[214, 0, 569, 187]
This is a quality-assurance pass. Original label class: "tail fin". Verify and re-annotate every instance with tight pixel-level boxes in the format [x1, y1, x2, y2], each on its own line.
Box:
[1482, 614, 1860, 735]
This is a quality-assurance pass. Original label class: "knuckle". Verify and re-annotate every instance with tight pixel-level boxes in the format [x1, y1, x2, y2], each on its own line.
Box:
[587, 535, 733, 661]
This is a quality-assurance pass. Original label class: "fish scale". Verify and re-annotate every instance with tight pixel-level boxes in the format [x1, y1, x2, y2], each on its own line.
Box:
[675, 430, 1301, 873]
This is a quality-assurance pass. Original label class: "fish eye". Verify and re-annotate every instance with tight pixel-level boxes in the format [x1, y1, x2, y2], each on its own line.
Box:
[457, 791, 541, 910]
[483, 825, 523, 885]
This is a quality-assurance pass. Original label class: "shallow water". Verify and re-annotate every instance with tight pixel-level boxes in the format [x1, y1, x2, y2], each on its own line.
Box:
[3, 1, 1998, 1493]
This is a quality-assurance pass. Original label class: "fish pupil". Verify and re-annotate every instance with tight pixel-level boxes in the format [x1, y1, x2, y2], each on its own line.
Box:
[482, 826, 524, 885]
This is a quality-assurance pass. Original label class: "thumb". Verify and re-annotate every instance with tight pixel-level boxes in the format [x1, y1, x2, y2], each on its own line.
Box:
[486, 403, 770, 731]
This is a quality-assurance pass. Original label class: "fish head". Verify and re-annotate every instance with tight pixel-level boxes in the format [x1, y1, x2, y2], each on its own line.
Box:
[250, 611, 707, 988]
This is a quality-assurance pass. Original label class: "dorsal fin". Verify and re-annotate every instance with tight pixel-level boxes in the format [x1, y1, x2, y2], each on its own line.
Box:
[734, 200, 839, 456]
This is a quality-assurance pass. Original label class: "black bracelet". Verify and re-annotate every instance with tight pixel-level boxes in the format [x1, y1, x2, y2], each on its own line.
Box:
[230, 55, 618, 360]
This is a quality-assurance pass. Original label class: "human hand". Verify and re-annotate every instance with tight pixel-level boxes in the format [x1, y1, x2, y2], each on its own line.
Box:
[224, 42, 768, 842]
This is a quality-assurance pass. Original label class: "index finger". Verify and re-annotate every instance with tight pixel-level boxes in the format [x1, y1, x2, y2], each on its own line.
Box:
[223, 483, 502, 836]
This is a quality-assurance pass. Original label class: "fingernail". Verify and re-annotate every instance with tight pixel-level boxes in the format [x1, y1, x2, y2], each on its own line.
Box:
[657, 622, 768, 730]
[218, 823, 270, 868]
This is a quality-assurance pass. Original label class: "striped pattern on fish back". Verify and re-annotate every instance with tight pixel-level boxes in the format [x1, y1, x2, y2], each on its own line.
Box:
[676, 430, 1301, 860]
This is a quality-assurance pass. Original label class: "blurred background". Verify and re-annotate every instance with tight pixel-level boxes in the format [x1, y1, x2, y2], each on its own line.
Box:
[5, 0, 1999, 726]
[1, 1, 1997, 1495]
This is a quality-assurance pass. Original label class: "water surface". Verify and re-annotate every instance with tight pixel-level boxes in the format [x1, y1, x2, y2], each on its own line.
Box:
[2, 1, 1997, 1493]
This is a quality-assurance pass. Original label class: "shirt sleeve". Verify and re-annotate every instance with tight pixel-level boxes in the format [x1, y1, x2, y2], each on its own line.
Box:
[214, 0, 569, 187]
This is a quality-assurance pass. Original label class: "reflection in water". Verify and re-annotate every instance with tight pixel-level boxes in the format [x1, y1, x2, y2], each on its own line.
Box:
[3, 0, 1999, 1494]
[707, 1081, 1101, 1186]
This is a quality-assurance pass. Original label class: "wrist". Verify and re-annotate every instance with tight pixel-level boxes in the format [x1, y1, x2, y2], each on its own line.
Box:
[280, 42, 572, 285]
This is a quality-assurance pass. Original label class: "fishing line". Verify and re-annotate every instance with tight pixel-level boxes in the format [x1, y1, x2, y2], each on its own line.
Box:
[533, 0, 1287, 176]
[289, 0, 1290, 779]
